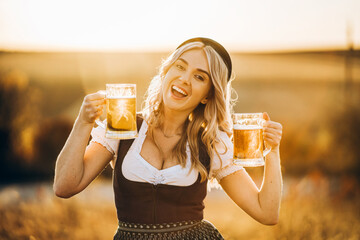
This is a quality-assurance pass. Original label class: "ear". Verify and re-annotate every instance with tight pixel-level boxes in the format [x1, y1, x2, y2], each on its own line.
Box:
[201, 97, 208, 104]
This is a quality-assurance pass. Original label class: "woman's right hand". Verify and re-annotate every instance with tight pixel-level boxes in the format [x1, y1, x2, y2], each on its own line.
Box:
[54, 90, 111, 198]
[78, 91, 106, 124]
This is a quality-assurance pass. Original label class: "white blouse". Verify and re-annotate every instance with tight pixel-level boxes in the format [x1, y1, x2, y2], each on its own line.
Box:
[89, 120, 244, 186]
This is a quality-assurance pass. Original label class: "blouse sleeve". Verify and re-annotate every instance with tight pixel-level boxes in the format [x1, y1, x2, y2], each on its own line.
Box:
[89, 123, 120, 161]
[210, 130, 245, 182]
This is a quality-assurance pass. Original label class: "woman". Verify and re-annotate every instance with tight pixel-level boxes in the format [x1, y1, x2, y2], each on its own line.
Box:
[54, 37, 283, 239]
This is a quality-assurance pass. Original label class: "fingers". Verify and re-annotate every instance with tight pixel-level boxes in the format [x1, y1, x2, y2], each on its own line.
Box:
[264, 121, 282, 130]
[264, 124, 282, 135]
[84, 99, 106, 107]
[83, 103, 103, 117]
[79, 91, 106, 124]
[262, 116, 283, 148]
[85, 91, 106, 101]
[263, 112, 270, 121]
[83, 92, 106, 110]
[264, 133, 281, 148]
[83, 99, 105, 113]
[264, 131, 281, 143]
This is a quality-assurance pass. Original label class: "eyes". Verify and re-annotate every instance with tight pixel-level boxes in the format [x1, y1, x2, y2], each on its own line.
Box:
[194, 74, 205, 81]
[174, 61, 208, 82]
[176, 63, 186, 71]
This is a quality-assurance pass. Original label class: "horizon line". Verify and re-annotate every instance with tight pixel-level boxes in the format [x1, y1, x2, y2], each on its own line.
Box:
[1, 47, 359, 55]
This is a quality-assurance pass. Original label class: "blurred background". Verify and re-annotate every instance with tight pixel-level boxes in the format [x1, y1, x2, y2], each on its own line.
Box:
[1, 0, 360, 239]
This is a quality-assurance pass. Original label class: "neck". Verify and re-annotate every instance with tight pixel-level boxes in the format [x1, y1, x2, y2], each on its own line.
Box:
[161, 108, 189, 137]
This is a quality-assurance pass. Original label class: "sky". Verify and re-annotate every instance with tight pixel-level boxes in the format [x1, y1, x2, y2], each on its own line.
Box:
[0, 0, 359, 52]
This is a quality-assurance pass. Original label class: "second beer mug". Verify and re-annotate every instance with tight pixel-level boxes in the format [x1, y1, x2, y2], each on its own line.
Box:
[232, 113, 271, 167]
[97, 84, 138, 139]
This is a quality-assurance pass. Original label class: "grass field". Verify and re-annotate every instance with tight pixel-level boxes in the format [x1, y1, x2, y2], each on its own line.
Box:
[1, 174, 359, 240]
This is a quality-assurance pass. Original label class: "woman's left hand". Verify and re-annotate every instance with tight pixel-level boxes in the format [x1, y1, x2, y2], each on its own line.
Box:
[263, 112, 282, 150]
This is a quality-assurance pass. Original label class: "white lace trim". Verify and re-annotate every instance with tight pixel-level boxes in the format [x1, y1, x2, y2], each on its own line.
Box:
[89, 139, 117, 160]
[215, 163, 245, 182]
[207, 178, 222, 191]
[89, 125, 120, 162]
[207, 164, 245, 191]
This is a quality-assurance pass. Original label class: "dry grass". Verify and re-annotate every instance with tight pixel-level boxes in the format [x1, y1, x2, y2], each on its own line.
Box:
[0, 182, 118, 240]
[206, 191, 360, 240]
[1, 176, 360, 240]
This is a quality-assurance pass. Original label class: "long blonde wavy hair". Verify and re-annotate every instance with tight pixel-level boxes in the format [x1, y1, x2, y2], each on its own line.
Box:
[142, 42, 234, 181]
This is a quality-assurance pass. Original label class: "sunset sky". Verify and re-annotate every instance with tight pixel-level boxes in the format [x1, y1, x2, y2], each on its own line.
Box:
[0, 0, 359, 52]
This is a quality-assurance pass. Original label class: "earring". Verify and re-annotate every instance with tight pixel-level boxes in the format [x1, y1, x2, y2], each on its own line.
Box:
[201, 99, 208, 104]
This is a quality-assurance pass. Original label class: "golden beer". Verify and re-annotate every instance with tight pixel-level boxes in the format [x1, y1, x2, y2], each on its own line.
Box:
[104, 84, 137, 139]
[233, 113, 270, 167]
[107, 97, 136, 129]
[233, 125, 263, 160]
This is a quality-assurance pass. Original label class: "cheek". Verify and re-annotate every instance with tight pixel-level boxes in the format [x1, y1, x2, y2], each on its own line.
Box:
[192, 85, 210, 102]
[162, 74, 171, 90]
[197, 82, 212, 97]
[165, 68, 177, 79]
[163, 69, 176, 84]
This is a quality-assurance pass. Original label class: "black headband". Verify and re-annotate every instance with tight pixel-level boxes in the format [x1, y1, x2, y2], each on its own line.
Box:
[176, 37, 232, 81]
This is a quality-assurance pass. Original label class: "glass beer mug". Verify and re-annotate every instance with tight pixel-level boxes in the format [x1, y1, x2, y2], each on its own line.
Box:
[96, 84, 138, 139]
[232, 113, 271, 167]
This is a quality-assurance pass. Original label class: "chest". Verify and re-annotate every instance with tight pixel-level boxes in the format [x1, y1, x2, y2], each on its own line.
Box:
[140, 135, 181, 170]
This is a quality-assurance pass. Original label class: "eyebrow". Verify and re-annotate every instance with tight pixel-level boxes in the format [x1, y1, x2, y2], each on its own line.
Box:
[178, 58, 211, 79]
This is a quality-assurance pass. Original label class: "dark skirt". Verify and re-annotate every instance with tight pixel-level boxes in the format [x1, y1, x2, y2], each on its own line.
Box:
[113, 220, 224, 240]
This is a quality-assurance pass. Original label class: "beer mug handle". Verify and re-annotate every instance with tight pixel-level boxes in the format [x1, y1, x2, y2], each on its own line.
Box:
[262, 119, 271, 157]
[95, 90, 107, 129]
[263, 147, 272, 157]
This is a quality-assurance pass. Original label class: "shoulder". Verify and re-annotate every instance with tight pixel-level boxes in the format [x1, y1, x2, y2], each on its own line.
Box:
[218, 129, 232, 143]
[210, 129, 244, 182]
[90, 122, 120, 155]
[213, 129, 232, 153]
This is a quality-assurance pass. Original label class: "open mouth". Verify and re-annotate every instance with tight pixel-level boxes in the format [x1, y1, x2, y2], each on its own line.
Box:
[171, 85, 188, 98]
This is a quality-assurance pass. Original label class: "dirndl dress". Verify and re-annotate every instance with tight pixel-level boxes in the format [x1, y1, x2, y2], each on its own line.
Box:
[112, 117, 224, 239]
[113, 219, 224, 240]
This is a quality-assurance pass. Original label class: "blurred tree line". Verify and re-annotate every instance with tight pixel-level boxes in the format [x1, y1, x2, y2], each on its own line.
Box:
[0, 70, 73, 183]
[1, 67, 360, 184]
[281, 102, 360, 179]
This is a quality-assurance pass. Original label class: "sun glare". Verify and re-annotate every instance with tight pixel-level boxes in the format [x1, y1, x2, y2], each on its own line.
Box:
[0, 0, 359, 52]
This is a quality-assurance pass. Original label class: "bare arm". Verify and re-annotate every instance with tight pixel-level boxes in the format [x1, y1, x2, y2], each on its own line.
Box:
[220, 112, 283, 225]
[53, 92, 113, 198]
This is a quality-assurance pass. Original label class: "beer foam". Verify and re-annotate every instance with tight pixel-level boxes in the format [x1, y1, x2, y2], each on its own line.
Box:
[106, 96, 136, 99]
[233, 124, 262, 130]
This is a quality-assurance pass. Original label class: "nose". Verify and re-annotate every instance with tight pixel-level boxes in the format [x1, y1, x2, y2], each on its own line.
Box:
[179, 71, 191, 85]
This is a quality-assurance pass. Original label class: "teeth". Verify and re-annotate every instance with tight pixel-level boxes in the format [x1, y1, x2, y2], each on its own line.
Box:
[172, 86, 188, 96]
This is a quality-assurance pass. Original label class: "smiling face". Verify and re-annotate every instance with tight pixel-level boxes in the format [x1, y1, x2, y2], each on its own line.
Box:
[162, 48, 213, 115]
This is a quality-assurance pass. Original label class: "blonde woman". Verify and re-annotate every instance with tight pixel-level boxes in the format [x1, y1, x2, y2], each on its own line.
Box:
[54, 37, 283, 239]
